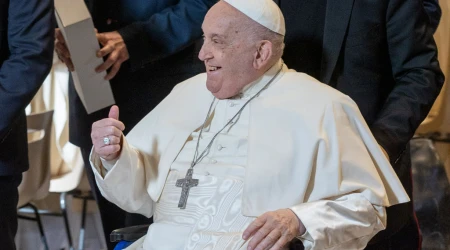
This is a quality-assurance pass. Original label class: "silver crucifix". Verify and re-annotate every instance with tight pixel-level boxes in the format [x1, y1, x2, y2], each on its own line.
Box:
[176, 168, 199, 209]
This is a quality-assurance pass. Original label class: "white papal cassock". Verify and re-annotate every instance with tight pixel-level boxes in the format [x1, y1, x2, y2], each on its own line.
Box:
[90, 60, 409, 250]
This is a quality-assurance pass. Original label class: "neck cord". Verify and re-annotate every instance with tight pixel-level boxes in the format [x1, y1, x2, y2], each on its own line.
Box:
[190, 66, 283, 168]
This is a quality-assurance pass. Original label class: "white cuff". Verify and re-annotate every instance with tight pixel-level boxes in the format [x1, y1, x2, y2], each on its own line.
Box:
[100, 157, 118, 172]
[287, 208, 308, 238]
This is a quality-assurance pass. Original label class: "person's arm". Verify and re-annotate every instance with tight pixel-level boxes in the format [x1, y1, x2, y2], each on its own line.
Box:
[292, 99, 399, 249]
[243, 193, 385, 250]
[291, 194, 385, 250]
[0, 0, 54, 142]
[245, 98, 409, 250]
[423, 0, 442, 33]
[117, 0, 216, 71]
[89, 82, 187, 217]
[90, 136, 155, 218]
[370, 0, 444, 163]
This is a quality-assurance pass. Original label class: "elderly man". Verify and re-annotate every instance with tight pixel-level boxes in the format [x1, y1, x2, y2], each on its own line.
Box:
[89, 0, 409, 249]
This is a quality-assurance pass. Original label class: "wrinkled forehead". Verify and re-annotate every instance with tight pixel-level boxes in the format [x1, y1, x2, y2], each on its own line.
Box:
[202, 1, 247, 37]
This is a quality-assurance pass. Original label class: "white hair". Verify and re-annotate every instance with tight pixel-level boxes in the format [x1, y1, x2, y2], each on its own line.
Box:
[239, 13, 285, 60]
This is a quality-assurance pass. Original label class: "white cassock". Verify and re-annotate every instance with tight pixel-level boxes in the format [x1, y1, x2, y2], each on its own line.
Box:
[90, 60, 409, 250]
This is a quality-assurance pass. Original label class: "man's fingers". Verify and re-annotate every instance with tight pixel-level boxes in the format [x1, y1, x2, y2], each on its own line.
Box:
[253, 230, 281, 250]
[90, 103, 124, 160]
[105, 61, 122, 80]
[93, 135, 121, 150]
[103, 126, 122, 138]
[57, 53, 74, 71]
[55, 42, 70, 58]
[92, 135, 121, 151]
[96, 33, 108, 45]
[67, 60, 75, 72]
[107, 135, 121, 145]
[243, 214, 268, 240]
[92, 118, 125, 131]
[95, 144, 121, 156]
[269, 235, 290, 250]
[244, 209, 300, 250]
[108, 105, 120, 120]
[97, 41, 115, 58]
[91, 126, 122, 141]
[95, 49, 118, 73]
[95, 60, 113, 74]
[55, 28, 65, 44]
[247, 224, 273, 250]
[55, 41, 74, 71]
[94, 31, 128, 79]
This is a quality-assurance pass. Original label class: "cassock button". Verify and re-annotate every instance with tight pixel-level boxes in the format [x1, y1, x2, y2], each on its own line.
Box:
[217, 145, 224, 151]
[229, 102, 235, 107]
[211, 159, 217, 164]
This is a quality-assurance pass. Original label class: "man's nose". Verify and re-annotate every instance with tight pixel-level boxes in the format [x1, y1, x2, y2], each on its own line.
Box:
[198, 42, 212, 61]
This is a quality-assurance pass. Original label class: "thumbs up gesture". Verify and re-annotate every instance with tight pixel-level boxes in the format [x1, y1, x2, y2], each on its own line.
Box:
[91, 105, 126, 161]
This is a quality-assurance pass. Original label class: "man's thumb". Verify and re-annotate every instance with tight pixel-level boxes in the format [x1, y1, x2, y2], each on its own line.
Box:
[108, 105, 119, 120]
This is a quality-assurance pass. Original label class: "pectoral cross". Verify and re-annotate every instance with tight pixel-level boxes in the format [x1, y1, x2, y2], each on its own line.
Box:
[176, 168, 199, 209]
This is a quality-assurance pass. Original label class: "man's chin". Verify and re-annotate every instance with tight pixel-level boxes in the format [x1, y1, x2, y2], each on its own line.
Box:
[208, 87, 226, 99]
[212, 92, 229, 99]
[207, 87, 228, 99]
[206, 81, 220, 93]
[211, 90, 238, 99]
[206, 81, 236, 99]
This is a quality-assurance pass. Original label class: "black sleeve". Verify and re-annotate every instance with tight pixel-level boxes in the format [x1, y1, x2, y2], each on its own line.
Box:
[117, 0, 216, 71]
[0, 0, 55, 142]
[423, 0, 442, 33]
[370, 0, 445, 162]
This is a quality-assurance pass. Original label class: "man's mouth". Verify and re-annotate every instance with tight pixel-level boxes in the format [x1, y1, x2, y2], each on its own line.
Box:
[207, 66, 221, 72]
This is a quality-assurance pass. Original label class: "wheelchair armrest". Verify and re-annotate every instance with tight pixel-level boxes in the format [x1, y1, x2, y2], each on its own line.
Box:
[110, 224, 150, 242]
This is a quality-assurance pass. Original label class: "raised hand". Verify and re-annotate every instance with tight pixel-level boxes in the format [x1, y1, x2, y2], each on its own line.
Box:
[91, 105, 126, 161]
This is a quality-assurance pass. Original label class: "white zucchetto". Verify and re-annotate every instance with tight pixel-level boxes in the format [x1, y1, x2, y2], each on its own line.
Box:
[223, 0, 286, 36]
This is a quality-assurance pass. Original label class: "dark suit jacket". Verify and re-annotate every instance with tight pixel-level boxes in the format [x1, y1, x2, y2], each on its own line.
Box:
[0, 0, 54, 175]
[423, 0, 442, 33]
[278, 0, 444, 243]
[69, 0, 215, 148]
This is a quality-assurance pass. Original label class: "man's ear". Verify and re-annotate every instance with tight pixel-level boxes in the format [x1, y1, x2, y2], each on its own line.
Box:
[253, 40, 273, 70]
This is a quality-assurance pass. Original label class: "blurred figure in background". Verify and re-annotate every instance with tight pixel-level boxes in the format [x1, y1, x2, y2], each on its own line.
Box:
[55, 0, 216, 248]
[277, 0, 444, 249]
[0, 0, 54, 249]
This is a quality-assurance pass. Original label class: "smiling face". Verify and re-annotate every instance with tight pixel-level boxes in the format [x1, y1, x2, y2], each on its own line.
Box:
[198, 2, 263, 99]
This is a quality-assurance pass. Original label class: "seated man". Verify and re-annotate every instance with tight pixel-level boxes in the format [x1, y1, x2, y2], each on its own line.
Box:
[89, 0, 409, 249]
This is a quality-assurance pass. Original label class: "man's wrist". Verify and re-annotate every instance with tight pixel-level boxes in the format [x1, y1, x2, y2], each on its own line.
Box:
[287, 208, 306, 236]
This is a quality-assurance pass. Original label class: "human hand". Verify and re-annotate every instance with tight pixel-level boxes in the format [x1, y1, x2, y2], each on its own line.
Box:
[55, 28, 74, 71]
[95, 31, 129, 80]
[243, 209, 305, 250]
[91, 105, 125, 161]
